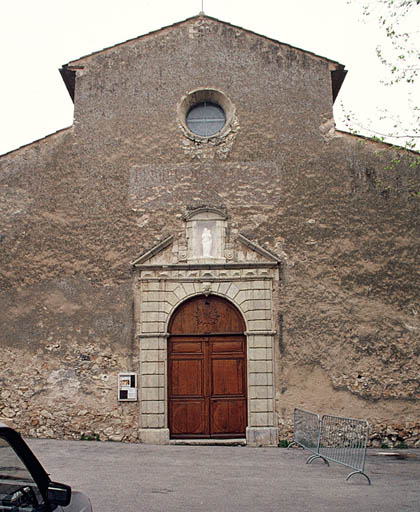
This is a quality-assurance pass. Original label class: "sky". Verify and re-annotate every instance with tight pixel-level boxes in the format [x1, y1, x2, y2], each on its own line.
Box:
[1, 0, 419, 155]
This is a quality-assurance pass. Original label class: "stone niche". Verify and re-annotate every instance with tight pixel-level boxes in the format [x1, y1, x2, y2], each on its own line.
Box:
[186, 208, 227, 262]
[131, 208, 282, 446]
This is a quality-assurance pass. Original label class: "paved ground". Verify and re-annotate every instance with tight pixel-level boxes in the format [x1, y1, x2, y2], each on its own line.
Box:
[26, 439, 419, 512]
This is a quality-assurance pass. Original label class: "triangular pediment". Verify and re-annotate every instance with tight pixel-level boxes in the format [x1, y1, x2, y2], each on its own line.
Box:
[131, 232, 281, 268]
[60, 15, 346, 104]
[66, 15, 344, 68]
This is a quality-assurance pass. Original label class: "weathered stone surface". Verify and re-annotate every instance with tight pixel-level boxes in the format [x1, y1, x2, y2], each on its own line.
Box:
[246, 427, 279, 447]
[0, 15, 419, 445]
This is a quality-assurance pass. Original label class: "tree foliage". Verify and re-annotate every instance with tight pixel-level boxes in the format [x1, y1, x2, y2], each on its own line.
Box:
[364, 0, 420, 85]
[344, 0, 420, 151]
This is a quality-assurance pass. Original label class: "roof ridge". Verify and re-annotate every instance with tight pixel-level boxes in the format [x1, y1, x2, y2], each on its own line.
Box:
[0, 126, 72, 159]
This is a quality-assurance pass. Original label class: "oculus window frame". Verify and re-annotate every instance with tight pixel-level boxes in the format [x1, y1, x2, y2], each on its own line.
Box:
[178, 88, 235, 141]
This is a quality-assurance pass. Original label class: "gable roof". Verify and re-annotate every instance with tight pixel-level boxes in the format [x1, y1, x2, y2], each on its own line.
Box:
[60, 14, 347, 104]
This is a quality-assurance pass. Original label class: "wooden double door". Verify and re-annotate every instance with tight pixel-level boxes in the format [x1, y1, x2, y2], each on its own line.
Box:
[168, 295, 247, 439]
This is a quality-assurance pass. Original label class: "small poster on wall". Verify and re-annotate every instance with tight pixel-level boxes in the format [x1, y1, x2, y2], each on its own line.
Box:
[118, 373, 137, 401]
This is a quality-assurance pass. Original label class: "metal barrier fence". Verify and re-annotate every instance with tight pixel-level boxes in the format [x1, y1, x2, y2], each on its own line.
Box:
[289, 408, 371, 484]
[308, 414, 371, 484]
[287, 408, 320, 454]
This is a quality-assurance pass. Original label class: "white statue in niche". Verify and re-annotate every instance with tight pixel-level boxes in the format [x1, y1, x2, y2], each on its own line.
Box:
[201, 227, 213, 257]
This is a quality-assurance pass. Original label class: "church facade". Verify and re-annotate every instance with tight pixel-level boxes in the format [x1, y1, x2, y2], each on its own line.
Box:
[1, 15, 419, 447]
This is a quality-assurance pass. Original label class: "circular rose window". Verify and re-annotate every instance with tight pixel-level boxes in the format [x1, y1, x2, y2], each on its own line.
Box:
[186, 102, 226, 137]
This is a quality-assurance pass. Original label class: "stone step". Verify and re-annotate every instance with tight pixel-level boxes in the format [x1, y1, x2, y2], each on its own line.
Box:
[170, 438, 247, 446]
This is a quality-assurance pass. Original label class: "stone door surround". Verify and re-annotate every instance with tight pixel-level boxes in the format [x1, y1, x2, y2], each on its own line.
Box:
[132, 235, 280, 446]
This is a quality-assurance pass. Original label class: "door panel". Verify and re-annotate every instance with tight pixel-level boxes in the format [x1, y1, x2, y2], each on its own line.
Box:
[210, 399, 247, 436]
[170, 340, 203, 354]
[211, 340, 244, 353]
[169, 359, 204, 397]
[211, 358, 245, 396]
[169, 401, 207, 436]
[170, 295, 245, 334]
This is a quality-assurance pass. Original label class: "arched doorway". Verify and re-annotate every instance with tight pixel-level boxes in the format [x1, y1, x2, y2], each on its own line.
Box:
[168, 295, 247, 439]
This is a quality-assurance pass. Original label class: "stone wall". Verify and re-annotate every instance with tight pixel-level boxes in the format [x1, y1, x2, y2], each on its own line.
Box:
[0, 15, 419, 445]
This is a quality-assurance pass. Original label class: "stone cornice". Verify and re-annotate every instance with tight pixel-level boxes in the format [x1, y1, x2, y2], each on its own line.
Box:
[133, 262, 278, 270]
[238, 234, 282, 263]
[131, 235, 174, 266]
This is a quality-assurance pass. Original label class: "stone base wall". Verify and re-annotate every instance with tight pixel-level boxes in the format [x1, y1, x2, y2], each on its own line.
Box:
[0, 344, 139, 443]
[278, 421, 420, 449]
[277, 411, 420, 449]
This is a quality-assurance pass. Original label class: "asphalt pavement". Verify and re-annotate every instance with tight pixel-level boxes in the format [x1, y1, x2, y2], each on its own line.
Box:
[26, 439, 420, 512]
